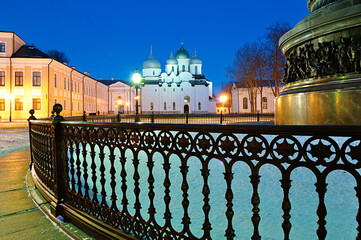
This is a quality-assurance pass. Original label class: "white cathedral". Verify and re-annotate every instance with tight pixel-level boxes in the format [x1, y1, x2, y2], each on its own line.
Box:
[139, 44, 216, 113]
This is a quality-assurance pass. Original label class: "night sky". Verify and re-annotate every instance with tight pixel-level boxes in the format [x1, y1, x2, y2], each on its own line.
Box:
[1, 0, 309, 94]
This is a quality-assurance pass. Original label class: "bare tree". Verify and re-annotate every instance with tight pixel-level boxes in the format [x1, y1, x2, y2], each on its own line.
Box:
[261, 21, 291, 97]
[46, 49, 70, 64]
[226, 42, 263, 113]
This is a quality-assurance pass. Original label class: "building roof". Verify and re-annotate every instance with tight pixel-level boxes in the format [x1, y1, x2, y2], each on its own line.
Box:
[189, 80, 209, 86]
[166, 52, 177, 65]
[190, 53, 202, 64]
[143, 52, 161, 69]
[11, 45, 50, 58]
[193, 74, 206, 79]
[98, 80, 132, 86]
[175, 44, 190, 59]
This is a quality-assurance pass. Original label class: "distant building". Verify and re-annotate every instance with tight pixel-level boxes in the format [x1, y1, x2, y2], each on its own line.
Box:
[0, 31, 137, 120]
[231, 81, 282, 113]
[98, 79, 133, 114]
[140, 44, 216, 113]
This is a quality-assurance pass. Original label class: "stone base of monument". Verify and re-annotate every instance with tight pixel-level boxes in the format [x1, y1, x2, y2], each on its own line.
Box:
[275, 73, 361, 125]
[275, 0, 361, 125]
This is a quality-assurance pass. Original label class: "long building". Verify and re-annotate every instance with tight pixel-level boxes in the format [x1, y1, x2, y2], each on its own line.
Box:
[0, 31, 133, 120]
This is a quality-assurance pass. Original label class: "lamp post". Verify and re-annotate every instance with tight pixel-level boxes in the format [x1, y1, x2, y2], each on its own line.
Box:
[7, 94, 14, 122]
[132, 69, 142, 122]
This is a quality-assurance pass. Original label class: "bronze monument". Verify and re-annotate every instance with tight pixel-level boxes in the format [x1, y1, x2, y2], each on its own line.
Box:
[276, 0, 361, 125]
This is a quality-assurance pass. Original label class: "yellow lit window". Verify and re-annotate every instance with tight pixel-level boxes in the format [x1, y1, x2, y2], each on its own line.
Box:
[0, 99, 5, 111]
[15, 72, 23, 86]
[33, 98, 41, 110]
[15, 98, 23, 111]
[0, 71, 5, 86]
[32, 72, 41, 86]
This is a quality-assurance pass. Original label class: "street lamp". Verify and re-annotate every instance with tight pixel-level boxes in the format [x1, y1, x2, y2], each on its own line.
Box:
[132, 69, 142, 122]
[7, 94, 14, 122]
[220, 95, 228, 114]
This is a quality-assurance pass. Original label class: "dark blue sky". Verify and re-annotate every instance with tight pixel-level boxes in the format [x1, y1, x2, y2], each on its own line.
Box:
[2, 0, 309, 94]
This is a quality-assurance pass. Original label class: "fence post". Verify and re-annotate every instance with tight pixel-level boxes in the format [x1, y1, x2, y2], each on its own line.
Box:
[220, 111, 223, 124]
[51, 104, 66, 217]
[28, 109, 37, 170]
[151, 112, 154, 123]
[82, 111, 87, 122]
[257, 111, 260, 122]
[186, 112, 189, 124]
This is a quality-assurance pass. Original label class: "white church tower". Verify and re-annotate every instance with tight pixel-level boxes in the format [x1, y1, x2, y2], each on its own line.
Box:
[140, 44, 216, 114]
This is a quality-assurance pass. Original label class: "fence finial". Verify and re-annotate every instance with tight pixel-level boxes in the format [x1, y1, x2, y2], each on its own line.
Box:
[52, 104, 65, 123]
[28, 109, 37, 121]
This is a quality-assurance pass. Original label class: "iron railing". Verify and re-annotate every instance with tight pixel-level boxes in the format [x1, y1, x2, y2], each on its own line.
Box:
[59, 112, 274, 124]
[29, 105, 361, 239]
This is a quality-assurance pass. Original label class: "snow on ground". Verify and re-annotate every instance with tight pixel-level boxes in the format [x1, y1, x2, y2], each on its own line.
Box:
[0, 129, 30, 158]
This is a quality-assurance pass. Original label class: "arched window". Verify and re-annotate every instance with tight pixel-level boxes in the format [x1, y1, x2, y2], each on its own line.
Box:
[262, 97, 268, 109]
[164, 102, 167, 110]
[198, 102, 201, 110]
[184, 96, 190, 103]
[173, 102, 176, 110]
[150, 102, 153, 111]
[195, 66, 198, 74]
[243, 97, 248, 109]
[182, 65, 185, 72]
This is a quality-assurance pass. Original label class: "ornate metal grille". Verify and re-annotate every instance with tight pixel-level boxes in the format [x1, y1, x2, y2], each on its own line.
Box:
[29, 114, 361, 239]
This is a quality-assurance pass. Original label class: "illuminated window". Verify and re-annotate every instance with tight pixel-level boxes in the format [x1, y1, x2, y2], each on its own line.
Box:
[198, 102, 201, 110]
[164, 102, 166, 110]
[0, 43, 5, 52]
[173, 102, 175, 110]
[243, 97, 248, 109]
[150, 102, 153, 111]
[0, 99, 5, 111]
[33, 98, 41, 110]
[0, 71, 5, 86]
[15, 72, 23, 86]
[262, 97, 268, 109]
[195, 66, 198, 74]
[15, 98, 23, 110]
[54, 74, 57, 88]
[32, 71, 41, 86]
[184, 96, 190, 103]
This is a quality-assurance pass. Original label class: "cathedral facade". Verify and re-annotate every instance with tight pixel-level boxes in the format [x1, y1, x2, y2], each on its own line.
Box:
[140, 44, 216, 113]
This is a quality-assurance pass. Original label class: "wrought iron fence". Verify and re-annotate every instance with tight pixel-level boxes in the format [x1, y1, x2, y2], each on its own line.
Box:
[59, 112, 274, 124]
[29, 105, 361, 239]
